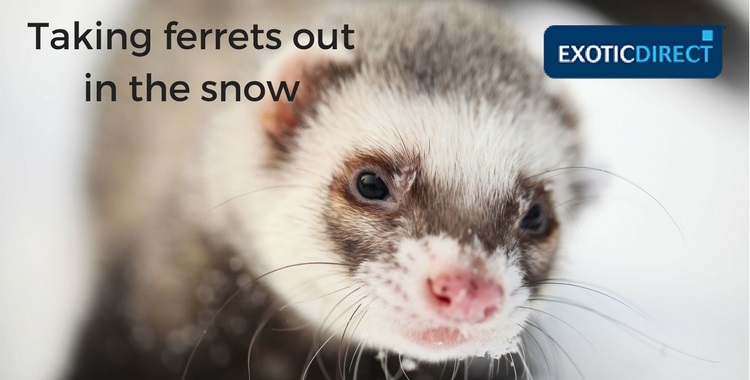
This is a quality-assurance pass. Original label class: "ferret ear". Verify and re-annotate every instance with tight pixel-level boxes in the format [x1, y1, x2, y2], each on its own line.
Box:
[259, 48, 356, 153]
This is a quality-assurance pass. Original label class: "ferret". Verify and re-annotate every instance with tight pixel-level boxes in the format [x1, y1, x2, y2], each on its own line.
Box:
[66, 1, 588, 379]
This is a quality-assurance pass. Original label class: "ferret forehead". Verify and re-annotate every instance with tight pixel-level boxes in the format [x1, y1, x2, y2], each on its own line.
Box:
[306, 82, 577, 193]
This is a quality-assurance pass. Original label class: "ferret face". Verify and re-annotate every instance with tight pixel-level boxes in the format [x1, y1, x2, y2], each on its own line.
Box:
[235, 78, 583, 362]
[322, 82, 579, 359]
[211, 2, 584, 364]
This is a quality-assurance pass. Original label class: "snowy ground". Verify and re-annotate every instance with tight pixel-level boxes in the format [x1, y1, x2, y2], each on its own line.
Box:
[0, 1, 747, 379]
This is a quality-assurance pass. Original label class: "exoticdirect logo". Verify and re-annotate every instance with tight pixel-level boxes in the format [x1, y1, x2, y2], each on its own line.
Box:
[544, 25, 723, 79]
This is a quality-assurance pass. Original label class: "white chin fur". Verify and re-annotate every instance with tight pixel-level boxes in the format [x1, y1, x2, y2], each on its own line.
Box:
[350, 235, 530, 362]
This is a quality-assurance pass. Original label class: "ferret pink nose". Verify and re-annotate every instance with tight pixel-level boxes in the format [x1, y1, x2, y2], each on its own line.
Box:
[427, 273, 503, 323]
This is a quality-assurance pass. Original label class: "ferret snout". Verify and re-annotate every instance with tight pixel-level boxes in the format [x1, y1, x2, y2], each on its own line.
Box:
[358, 236, 526, 358]
[427, 271, 503, 323]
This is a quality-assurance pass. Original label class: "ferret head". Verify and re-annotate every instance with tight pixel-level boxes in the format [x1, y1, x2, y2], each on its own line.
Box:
[208, 2, 585, 364]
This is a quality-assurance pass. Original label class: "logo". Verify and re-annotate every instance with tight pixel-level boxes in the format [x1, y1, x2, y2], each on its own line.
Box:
[544, 26, 723, 79]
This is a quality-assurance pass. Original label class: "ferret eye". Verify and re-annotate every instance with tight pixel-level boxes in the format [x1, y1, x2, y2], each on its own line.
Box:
[357, 173, 389, 200]
[519, 202, 549, 235]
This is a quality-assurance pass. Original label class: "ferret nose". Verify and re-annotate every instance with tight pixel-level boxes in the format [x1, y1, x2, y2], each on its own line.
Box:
[427, 273, 503, 323]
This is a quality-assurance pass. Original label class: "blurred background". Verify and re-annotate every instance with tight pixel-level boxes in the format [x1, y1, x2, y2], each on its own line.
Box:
[1, 0, 747, 379]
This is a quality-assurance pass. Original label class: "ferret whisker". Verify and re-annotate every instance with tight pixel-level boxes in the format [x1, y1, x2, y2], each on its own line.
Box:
[468, 356, 478, 380]
[310, 289, 364, 380]
[337, 303, 363, 380]
[397, 354, 414, 380]
[552, 200, 581, 234]
[508, 348, 518, 380]
[341, 312, 371, 380]
[524, 352, 534, 380]
[436, 360, 448, 379]
[529, 296, 717, 363]
[315, 288, 363, 340]
[487, 358, 496, 380]
[349, 337, 366, 376]
[302, 322, 353, 380]
[517, 343, 526, 380]
[181, 261, 350, 380]
[380, 353, 396, 380]
[393, 369, 404, 380]
[286, 167, 330, 181]
[517, 306, 593, 347]
[527, 278, 654, 323]
[210, 184, 319, 211]
[326, 297, 367, 376]
[344, 300, 372, 374]
[449, 358, 459, 380]
[526, 166, 685, 245]
[347, 308, 371, 374]
[517, 324, 550, 379]
[555, 194, 640, 209]
[246, 278, 352, 378]
[269, 276, 353, 332]
[486, 355, 494, 380]
[246, 305, 280, 380]
[516, 339, 531, 380]
[353, 339, 366, 380]
[377, 342, 389, 379]
[282, 284, 353, 310]
[525, 320, 585, 380]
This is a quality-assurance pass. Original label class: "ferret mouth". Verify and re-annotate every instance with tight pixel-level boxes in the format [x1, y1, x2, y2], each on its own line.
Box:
[405, 326, 467, 349]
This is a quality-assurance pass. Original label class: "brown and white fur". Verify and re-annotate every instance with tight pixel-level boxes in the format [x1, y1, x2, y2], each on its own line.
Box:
[68, 1, 586, 379]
